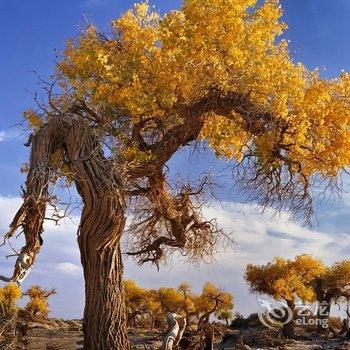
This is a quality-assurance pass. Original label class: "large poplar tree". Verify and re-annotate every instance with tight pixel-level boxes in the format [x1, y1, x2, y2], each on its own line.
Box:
[2, 1, 350, 348]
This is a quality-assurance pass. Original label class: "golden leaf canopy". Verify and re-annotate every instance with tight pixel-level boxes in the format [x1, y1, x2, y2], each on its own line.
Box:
[245, 254, 326, 302]
[54, 0, 350, 180]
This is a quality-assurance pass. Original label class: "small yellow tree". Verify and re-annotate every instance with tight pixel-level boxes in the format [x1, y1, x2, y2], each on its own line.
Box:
[195, 282, 233, 330]
[124, 280, 164, 329]
[245, 254, 325, 338]
[143, 290, 162, 329]
[124, 280, 148, 326]
[177, 282, 196, 325]
[217, 310, 234, 327]
[178, 283, 191, 299]
[24, 285, 56, 320]
[0, 283, 21, 317]
[0, 283, 22, 349]
[124, 280, 233, 332]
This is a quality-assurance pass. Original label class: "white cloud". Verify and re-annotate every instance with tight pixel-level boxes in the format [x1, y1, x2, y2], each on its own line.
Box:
[203, 202, 336, 263]
[57, 262, 82, 275]
[0, 130, 22, 142]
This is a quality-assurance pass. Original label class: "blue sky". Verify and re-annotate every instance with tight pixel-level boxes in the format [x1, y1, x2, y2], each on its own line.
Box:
[1, 1, 350, 319]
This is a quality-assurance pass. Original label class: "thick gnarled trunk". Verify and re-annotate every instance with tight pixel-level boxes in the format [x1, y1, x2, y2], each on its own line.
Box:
[64, 119, 130, 349]
[79, 226, 129, 350]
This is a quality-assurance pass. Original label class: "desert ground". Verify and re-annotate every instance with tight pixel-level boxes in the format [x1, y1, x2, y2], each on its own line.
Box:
[9, 318, 350, 350]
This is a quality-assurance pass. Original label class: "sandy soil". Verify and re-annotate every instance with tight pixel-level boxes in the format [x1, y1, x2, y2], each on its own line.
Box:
[10, 321, 350, 350]
[23, 327, 167, 349]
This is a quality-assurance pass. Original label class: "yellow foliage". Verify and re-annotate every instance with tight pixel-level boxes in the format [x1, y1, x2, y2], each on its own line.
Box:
[322, 260, 350, 294]
[1, 283, 22, 301]
[0, 283, 22, 315]
[25, 298, 49, 319]
[124, 279, 163, 326]
[124, 279, 147, 310]
[245, 254, 326, 303]
[157, 287, 184, 313]
[0, 284, 55, 320]
[195, 282, 234, 317]
[23, 109, 42, 130]
[217, 309, 234, 325]
[144, 291, 161, 315]
[26, 285, 49, 299]
[124, 280, 233, 324]
[52, 0, 350, 194]
[24, 285, 55, 320]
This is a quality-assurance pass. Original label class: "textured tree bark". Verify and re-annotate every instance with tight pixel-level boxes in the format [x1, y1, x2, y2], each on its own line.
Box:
[0, 125, 58, 283]
[79, 228, 129, 350]
[62, 119, 130, 350]
[203, 323, 214, 350]
[77, 187, 129, 349]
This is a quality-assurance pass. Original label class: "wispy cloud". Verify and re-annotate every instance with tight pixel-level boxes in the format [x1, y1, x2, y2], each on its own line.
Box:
[57, 262, 82, 275]
[0, 130, 21, 142]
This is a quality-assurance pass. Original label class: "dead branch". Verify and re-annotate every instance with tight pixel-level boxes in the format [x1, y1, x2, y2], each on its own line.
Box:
[125, 172, 233, 267]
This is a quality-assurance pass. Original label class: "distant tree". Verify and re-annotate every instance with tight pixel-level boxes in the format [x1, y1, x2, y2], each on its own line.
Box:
[124, 280, 170, 329]
[124, 280, 233, 332]
[177, 282, 196, 327]
[178, 282, 192, 300]
[245, 254, 325, 338]
[157, 284, 197, 330]
[195, 282, 234, 330]
[314, 260, 350, 333]
[217, 310, 234, 326]
[0, 283, 21, 317]
[157, 287, 185, 314]
[143, 290, 162, 329]
[23, 285, 56, 320]
[124, 280, 148, 326]
[0, 283, 55, 348]
[3, 0, 350, 348]
[0, 284, 22, 349]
